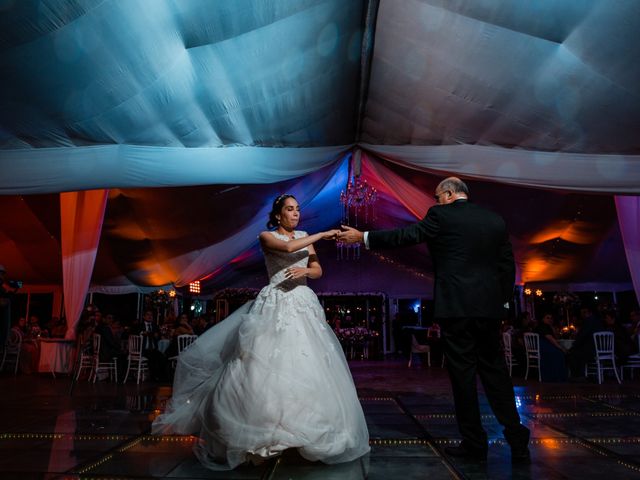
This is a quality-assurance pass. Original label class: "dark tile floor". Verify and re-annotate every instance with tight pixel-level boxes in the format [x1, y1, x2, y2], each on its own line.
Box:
[1, 359, 640, 479]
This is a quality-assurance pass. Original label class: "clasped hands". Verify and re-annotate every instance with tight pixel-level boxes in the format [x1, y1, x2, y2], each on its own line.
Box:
[321, 225, 364, 244]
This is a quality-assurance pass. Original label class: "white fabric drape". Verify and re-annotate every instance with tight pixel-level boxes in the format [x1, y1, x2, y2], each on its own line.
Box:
[61, 190, 108, 339]
[3, 143, 639, 195]
[614, 196, 640, 304]
[0, 145, 350, 194]
[364, 144, 640, 194]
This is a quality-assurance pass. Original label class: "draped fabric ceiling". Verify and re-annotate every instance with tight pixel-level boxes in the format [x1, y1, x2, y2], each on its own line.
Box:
[1, 1, 639, 310]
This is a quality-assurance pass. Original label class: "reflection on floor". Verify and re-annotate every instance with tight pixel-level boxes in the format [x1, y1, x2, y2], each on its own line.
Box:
[1, 359, 640, 479]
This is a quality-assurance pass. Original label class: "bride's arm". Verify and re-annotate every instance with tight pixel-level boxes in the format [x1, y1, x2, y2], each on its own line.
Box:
[259, 229, 339, 253]
[285, 244, 323, 280]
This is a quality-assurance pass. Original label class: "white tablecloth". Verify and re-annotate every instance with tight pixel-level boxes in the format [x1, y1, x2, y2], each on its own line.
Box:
[158, 339, 170, 354]
[557, 339, 575, 350]
[38, 339, 76, 374]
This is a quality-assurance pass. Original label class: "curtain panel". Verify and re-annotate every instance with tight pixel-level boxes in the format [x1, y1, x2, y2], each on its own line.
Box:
[61, 189, 109, 339]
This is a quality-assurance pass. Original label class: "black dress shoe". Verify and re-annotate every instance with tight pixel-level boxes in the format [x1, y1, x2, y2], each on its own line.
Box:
[444, 444, 487, 462]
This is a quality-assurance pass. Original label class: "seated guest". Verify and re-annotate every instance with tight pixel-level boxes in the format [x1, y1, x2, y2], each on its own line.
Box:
[568, 305, 604, 379]
[534, 313, 568, 382]
[95, 313, 128, 379]
[164, 314, 195, 358]
[174, 314, 195, 337]
[11, 317, 40, 374]
[192, 316, 207, 336]
[512, 313, 534, 369]
[76, 309, 97, 352]
[160, 312, 176, 339]
[132, 310, 167, 381]
[28, 315, 46, 338]
[203, 314, 217, 332]
[517, 311, 536, 332]
[603, 310, 637, 364]
[108, 316, 125, 344]
[49, 316, 67, 338]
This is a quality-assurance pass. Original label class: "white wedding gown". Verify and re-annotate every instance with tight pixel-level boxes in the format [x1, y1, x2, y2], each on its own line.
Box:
[152, 230, 370, 470]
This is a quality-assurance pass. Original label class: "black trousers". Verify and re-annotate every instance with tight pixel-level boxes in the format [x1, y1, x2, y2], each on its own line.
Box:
[441, 317, 529, 451]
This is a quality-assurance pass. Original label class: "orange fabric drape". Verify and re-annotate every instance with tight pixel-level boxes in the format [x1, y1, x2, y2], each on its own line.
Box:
[61, 189, 108, 339]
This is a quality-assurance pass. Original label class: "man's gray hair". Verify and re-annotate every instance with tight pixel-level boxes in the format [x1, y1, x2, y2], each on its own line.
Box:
[440, 178, 469, 196]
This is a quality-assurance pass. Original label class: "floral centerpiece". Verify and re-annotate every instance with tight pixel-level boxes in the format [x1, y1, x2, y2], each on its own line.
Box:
[552, 291, 580, 336]
[334, 326, 379, 343]
[149, 288, 176, 308]
[559, 324, 577, 339]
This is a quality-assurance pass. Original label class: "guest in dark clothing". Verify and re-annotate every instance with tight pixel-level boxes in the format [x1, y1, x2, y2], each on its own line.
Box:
[603, 311, 636, 364]
[192, 316, 207, 336]
[132, 310, 168, 381]
[95, 314, 127, 380]
[568, 306, 604, 378]
[534, 313, 568, 382]
[203, 314, 217, 332]
[164, 314, 195, 359]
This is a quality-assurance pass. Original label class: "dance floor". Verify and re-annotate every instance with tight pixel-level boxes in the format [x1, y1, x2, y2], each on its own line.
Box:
[1, 359, 640, 479]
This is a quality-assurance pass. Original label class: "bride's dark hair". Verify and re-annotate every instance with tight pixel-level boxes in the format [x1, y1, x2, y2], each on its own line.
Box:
[267, 194, 296, 229]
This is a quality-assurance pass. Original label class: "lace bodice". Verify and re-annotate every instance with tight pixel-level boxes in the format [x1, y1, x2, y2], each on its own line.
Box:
[263, 230, 309, 288]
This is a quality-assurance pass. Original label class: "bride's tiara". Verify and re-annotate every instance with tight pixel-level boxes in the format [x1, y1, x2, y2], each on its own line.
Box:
[275, 193, 294, 203]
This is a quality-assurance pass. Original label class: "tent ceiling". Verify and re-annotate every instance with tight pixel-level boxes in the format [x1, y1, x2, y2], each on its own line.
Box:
[0, 0, 637, 292]
[2, 0, 638, 151]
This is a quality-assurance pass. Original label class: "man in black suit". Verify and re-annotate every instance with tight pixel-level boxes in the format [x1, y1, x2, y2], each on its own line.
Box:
[338, 177, 530, 463]
[132, 310, 167, 381]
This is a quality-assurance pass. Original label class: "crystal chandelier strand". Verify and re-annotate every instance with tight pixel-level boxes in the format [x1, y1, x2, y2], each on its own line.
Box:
[338, 173, 377, 260]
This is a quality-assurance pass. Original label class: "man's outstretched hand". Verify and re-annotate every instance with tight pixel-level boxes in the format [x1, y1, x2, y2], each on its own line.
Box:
[337, 225, 364, 244]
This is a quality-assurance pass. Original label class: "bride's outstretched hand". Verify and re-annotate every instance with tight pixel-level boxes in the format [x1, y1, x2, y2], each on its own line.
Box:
[322, 229, 340, 240]
[338, 225, 364, 244]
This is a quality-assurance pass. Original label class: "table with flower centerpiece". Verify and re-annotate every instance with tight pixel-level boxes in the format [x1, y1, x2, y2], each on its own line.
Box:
[334, 327, 380, 359]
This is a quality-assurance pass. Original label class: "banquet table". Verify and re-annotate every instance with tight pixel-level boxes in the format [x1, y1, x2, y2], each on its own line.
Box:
[557, 339, 575, 350]
[38, 339, 76, 376]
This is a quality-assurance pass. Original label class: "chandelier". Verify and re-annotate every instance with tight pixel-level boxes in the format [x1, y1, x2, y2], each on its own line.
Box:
[337, 168, 377, 260]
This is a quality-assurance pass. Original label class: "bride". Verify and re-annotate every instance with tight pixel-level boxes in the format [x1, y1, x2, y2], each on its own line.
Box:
[152, 194, 370, 470]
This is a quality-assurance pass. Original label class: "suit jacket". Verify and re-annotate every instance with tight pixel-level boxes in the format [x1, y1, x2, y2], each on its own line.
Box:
[369, 199, 515, 319]
[132, 321, 160, 351]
